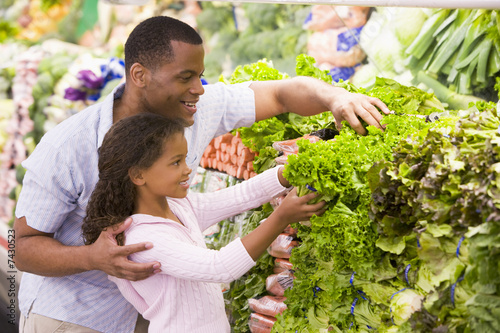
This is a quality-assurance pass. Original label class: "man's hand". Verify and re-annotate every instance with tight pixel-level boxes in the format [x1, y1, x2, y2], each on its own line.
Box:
[13, 216, 160, 281]
[87, 217, 161, 281]
[329, 89, 390, 135]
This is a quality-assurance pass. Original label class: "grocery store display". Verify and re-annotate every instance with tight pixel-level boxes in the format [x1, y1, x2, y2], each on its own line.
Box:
[369, 101, 500, 332]
[223, 56, 499, 332]
[304, 5, 371, 82]
[1, 2, 500, 332]
[353, 8, 500, 104]
[0, 45, 43, 225]
[200, 131, 258, 180]
[196, 2, 310, 82]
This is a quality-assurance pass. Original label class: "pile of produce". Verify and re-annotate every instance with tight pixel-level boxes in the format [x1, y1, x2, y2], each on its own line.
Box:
[200, 132, 257, 180]
[0, 45, 45, 225]
[196, 2, 310, 82]
[366, 95, 500, 332]
[354, 8, 500, 106]
[1, 0, 84, 44]
[217, 54, 500, 332]
[405, 9, 499, 97]
[2, 42, 124, 225]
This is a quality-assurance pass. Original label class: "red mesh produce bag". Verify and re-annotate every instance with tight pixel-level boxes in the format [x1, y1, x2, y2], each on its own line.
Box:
[273, 258, 294, 274]
[248, 312, 276, 333]
[248, 295, 287, 317]
[267, 233, 299, 259]
[266, 271, 294, 296]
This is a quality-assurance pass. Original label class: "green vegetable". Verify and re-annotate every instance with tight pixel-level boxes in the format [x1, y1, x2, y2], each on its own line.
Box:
[224, 208, 275, 332]
[368, 77, 444, 115]
[405, 9, 451, 60]
[225, 54, 500, 332]
[370, 98, 500, 331]
[391, 8, 430, 48]
[408, 9, 500, 98]
[390, 289, 424, 326]
[416, 71, 484, 110]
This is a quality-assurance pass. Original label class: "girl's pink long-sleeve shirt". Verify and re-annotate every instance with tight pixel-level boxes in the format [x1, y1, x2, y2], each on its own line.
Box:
[108, 166, 288, 333]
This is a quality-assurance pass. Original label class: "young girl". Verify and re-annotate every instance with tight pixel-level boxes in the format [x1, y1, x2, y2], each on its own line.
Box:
[82, 113, 326, 333]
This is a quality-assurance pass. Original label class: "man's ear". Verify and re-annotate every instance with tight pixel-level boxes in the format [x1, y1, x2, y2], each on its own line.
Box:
[129, 63, 149, 88]
[129, 167, 145, 186]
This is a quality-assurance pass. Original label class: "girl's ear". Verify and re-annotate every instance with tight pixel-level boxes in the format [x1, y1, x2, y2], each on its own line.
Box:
[129, 167, 145, 186]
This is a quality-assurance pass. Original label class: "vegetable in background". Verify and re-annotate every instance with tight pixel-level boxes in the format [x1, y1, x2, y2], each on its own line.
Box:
[416, 71, 484, 110]
[405, 9, 500, 99]
[354, 8, 421, 88]
[27, 52, 76, 144]
[197, 3, 309, 82]
[354, 8, 500, 104]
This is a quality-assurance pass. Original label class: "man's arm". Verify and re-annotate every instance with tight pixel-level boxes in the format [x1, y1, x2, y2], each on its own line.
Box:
[250, 76, 391, 135]
[13, 216, 161, 281]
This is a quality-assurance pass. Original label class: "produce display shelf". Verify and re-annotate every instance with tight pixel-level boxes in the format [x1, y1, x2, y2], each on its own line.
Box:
[198, 0, 500, 9]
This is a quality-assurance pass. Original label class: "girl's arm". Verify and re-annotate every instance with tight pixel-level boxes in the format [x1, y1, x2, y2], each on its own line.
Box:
[127, 188, 325, 284]
[187, 166, 290, 231]
[127, 225, 256, 284]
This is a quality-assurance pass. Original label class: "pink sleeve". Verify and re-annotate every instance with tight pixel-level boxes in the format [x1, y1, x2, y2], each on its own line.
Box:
[187, 166, 287, 231]
[127, 225, 255, 284]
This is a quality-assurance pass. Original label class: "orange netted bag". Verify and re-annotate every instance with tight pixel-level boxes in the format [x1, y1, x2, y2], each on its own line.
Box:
[248, 295, 287, 317]
[273, 258, 294, 274]
[266, 271, 294, 296]
[267, 233, 299, 259]
[248, 312, 277, 333]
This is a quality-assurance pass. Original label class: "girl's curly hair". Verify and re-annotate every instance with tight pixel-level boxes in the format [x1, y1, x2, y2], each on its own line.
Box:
[82, 113, 187, 245]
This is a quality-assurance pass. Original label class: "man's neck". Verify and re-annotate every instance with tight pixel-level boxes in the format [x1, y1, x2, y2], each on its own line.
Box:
[112, 85, 142, 123]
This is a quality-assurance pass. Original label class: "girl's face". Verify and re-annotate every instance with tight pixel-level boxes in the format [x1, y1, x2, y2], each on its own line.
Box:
[139, 132, 192, 199]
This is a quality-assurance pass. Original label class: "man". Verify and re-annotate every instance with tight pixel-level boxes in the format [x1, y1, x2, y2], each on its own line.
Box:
[14, 16, 389, 332]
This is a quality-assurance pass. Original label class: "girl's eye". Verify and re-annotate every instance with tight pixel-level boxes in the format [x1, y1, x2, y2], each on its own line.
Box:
[173, 158, 184, 165]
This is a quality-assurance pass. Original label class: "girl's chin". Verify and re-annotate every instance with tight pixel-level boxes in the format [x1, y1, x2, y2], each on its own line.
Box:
[168, 188, 189, 198]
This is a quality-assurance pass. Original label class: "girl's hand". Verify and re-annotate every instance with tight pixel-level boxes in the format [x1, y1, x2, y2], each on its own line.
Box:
[277, 166, 291, 188]
[273, 187, 327, 225]
[241, 187, 326, 261]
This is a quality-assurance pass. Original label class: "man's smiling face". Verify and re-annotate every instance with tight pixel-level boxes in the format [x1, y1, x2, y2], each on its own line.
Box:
[141, 40, 205, 125]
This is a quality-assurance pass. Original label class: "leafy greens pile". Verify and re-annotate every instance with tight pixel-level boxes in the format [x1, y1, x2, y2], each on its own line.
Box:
[274, 84, 457, 333]
[273, 60, 499, 332]
[223, 58, 336, 174]
[368, 101, 500, 332]
[221, 54, 500, 332]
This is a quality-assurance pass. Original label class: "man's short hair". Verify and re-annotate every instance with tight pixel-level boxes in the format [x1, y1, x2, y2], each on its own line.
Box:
[124, 16, 203, 75]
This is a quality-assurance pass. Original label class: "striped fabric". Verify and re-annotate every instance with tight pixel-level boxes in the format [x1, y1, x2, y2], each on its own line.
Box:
[109, 167, 287, 333]
[15, 82, 255, 332]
